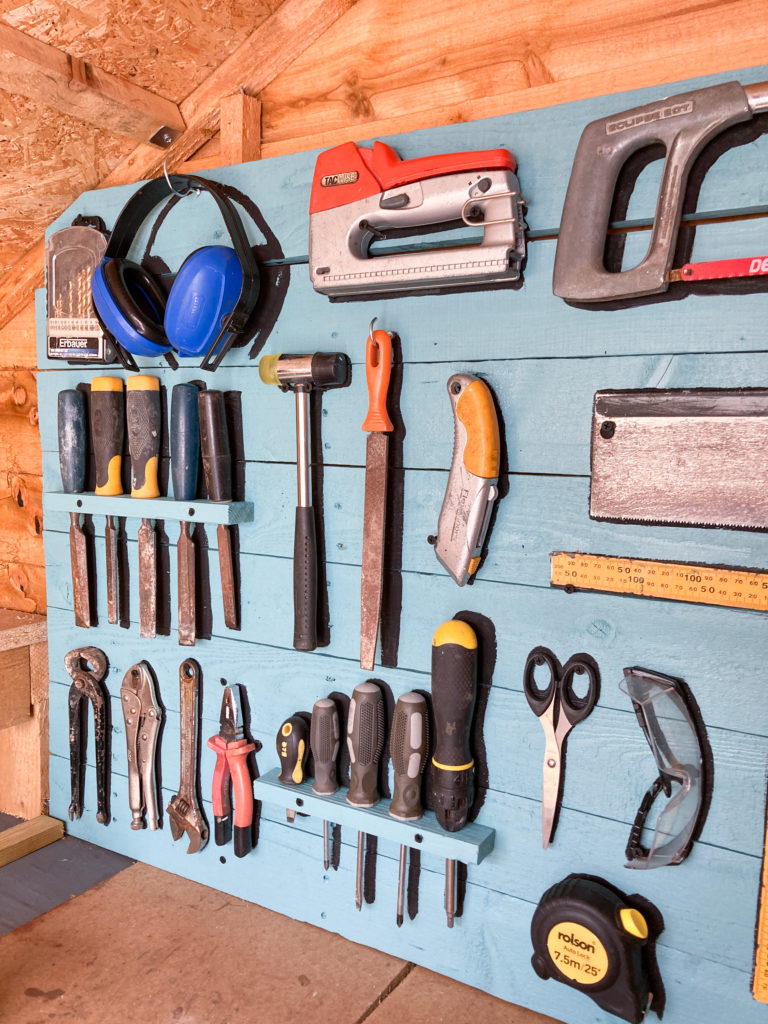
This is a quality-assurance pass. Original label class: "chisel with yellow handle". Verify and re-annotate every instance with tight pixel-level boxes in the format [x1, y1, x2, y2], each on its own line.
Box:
[90, 376, 124, 624]
[126, 375, 161, 638]
[430, 374, 500, 585]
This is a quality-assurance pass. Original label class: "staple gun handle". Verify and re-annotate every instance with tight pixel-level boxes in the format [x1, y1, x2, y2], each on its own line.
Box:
[553, 80, 756, 303]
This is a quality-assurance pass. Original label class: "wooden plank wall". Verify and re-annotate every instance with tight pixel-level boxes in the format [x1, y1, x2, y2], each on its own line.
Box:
[38, 59, 768, 1024]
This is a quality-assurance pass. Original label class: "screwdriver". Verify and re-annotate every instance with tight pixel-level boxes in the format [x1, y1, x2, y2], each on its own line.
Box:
[170, 383, 200, 646]
[126, 375, 161, 638]
[89, 376, 124, 624]
[198, 390, 238, 631]
[57, 389, 91, 627]
[430, 619, 478, 927]
[346, 681, 385, 911]
[389, 691, 428, 926]
[310, 698, 340, 870]
[276, 714, 309, 822]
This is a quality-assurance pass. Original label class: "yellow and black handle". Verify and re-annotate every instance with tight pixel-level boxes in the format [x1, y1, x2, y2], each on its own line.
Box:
[126, 375, 160, 499]
[276, 715, 309, 785]
[430, 619, 478, 832]
[90, 376, 124, 496]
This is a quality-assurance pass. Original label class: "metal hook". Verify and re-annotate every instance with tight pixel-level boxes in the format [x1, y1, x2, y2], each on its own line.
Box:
[368, 317, 378, 347]
[162, 159, 197, 198]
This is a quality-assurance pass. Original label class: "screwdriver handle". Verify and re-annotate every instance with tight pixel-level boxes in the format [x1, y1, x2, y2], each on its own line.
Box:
[89, 376, 124, 496]
[430, 619, 478, 833]
[58, 389, 87, 494]
[126, 375, 161, 498]
[390, 692, 428, 821]
[276, 715, 309, 785]
[198, 390, 232, 503]
[346, 682, 385, 808]
[310, 698, 340, 795]
[171, 383, 200, 502]
[362, 328, 394, 433]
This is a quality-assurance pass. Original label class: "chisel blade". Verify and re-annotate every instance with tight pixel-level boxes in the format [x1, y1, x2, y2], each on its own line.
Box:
[360, 430, 389, 670]
[69, 513, 91, 628]
[105, 515, 118, 625]
[177, 521, 196, 646]
[138, 518, 157, 639]
[217, 524, 238, 630]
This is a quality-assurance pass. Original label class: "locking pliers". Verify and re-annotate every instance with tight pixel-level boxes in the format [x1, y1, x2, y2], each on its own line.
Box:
[120, 662, 162, 830]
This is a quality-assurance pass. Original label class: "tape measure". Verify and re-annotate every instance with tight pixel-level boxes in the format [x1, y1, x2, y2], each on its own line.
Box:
[531, 874, 662, 1023]
[550, 552, 768, 613]
[753, 786, 768, 1002]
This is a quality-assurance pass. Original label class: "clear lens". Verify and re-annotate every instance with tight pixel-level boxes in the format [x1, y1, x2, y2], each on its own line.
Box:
[620, 667, 705, 868]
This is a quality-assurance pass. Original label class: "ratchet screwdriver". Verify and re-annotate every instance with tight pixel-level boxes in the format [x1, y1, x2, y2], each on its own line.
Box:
[389, 691, 428, 926]
[310, 698, 340, 870]
[430, 618, 478, 927]
[346, 681, 385, 911]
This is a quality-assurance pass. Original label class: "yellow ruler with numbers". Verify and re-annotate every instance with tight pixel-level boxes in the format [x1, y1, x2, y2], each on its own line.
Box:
[550, 551, 768, 613]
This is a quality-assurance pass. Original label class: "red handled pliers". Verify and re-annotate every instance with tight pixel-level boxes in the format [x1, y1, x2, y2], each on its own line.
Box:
[207, 685, 255, 857]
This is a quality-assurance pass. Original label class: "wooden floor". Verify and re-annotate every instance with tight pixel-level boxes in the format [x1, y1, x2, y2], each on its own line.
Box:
[0, 857, 563, 1024]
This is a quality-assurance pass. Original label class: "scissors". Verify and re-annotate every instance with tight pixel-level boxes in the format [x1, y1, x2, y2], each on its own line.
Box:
[524, 646, 600, 848]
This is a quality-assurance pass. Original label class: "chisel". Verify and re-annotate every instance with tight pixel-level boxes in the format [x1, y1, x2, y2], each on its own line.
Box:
[310, 697, 340, 870]
[276, 714, 309, 823]
[198, 390, 238, 631]
[89, 376, 124, 624]
[171, 383, 200, 646]
[57, 389, 91, 627]
[126, 375, 161, 638]
[360, 321, 394, 671]
[430, 619, 478, 927]
[389, 691, 428, 926]
[346, 681, 385, 911]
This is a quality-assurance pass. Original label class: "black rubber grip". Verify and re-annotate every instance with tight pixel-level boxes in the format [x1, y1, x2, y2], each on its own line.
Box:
[347, 682, 385, 807]
[390, 693, 427, 821]
[310, 699, 339, 795]
[126, 378, 161, 498]
[293, 505, 317, 651]
[310, 352, 351, 389]
[89, 381, 124, 496]
[214, 816, 232, 847]
[198, 390, 232, 503]
[58, 390, 87, 494]
[431, 631, 478, 833]
[276, 715, 308, 785]
[233, 825, 251, 858]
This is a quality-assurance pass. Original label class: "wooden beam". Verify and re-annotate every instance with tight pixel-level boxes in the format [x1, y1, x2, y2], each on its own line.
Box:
[100, 0, 358, 186]
[0, 23, 185, 145]
[220, 94, 262, 166]
[0, 815, 63, 867]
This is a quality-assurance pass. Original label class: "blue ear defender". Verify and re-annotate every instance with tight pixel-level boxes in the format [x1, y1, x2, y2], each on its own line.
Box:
[91, 174, 260, 371]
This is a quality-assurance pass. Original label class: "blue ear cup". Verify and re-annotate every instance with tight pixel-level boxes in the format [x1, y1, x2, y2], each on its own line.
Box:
[164, 246, 244, 358]
[92, 257, 173, 358]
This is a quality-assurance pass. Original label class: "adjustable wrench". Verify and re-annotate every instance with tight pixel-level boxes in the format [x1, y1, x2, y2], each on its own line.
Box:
[167, 658, 209, 853]
[65, 646, 110, 825]
[121, 661, 162, 830]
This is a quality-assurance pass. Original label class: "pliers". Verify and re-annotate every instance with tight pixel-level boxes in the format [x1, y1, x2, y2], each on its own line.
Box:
[120, 662, 162, 831]
[207, 685, 255, 857]
[65, 647, 110, 825]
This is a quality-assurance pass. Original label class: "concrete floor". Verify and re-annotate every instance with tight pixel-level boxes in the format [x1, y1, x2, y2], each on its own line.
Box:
[0, 858, 564, 1024]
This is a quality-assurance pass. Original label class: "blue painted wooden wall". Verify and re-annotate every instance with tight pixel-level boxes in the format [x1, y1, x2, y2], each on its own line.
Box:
[38, 63, 768, 1024]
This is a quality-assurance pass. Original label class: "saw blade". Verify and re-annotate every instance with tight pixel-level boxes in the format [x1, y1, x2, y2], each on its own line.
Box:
[590, 388, 768, 530]
[360, 431, 389, 671]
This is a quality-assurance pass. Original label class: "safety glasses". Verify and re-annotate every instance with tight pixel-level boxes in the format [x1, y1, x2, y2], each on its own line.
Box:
[620, 667, 709, 869]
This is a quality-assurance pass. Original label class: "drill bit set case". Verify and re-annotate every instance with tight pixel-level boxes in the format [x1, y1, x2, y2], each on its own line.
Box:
[38, 63, 768, 1024]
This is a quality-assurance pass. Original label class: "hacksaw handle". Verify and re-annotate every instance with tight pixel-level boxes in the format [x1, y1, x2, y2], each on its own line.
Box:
[553, 81, 754, 303]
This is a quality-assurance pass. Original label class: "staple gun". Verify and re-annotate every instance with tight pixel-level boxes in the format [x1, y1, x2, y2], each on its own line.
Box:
[309, 140, 526, 298]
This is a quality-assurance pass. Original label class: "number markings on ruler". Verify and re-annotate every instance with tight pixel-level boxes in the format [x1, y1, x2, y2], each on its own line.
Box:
[550, 552, 768, 613]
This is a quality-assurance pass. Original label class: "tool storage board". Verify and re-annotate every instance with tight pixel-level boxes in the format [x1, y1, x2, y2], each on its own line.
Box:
[38, 64, 768, 1024]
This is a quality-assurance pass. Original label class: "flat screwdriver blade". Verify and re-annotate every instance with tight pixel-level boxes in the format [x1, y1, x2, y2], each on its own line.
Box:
[360, 431, 389, 670]
[69, 513, 91, 628]
[138, 518, 157, 638]
[177, 521, 196, 646]
[105, 515, 118, 625]
[217, 524, 238, 630]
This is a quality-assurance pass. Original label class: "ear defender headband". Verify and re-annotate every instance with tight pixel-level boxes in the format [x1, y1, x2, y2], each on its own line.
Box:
[91, 173, 260, 372]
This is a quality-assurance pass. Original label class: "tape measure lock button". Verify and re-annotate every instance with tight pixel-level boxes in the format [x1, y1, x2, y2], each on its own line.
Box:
[620, 906, 649, 940]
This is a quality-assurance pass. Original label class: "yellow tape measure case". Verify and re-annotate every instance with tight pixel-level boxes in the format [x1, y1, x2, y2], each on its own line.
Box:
[531, 873, 664, 1024]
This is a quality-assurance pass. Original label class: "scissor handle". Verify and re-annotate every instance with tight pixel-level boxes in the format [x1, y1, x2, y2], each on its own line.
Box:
[559, 655, 600, 726]
[523, 647, 561, 716]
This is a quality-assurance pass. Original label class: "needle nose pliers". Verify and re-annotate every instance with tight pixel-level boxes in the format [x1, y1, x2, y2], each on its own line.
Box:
[207, 684, 255, 857]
